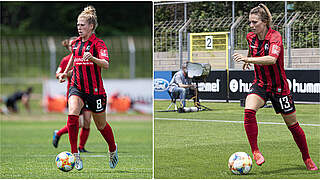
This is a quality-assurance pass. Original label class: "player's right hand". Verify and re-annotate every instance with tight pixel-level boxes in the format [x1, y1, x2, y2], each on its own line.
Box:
[58, 73, 67, 83]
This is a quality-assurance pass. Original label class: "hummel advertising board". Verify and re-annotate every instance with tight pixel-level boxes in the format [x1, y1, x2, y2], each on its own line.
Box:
[154, 70, 320, 102]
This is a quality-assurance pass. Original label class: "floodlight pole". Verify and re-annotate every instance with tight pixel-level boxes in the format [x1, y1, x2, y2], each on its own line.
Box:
[230, 16, 243, 69]
[232, 1, 235, 24]
[47, 37, 56, 78]
[285, 1, 287, 25]
[286, 12, 300, 68]
[231, 1, 235, 69]
[128, 36, 136, 79]
[285, 1, 287, 52]
[184, 3, 187, 24]
[179, 18, 192, 69]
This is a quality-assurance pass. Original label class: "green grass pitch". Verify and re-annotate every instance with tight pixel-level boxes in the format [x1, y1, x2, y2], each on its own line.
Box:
[154, 100, 320, 179]
[0, 100, 152, 179]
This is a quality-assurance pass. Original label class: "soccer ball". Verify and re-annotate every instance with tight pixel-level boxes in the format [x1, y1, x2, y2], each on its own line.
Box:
[55, 151, 75, 172]
[228, 152, 252, 175]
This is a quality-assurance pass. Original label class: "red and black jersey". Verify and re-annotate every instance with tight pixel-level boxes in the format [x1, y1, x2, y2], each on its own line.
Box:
[70, 34, 109, 95]
[247, 28, 290, 95]
[56, 53, 72, 97]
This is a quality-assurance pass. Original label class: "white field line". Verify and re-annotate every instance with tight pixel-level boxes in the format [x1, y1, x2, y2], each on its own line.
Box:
[10, 154, 108, 158]
[10, 154, 149, 158]
[155, 118, 320, 127]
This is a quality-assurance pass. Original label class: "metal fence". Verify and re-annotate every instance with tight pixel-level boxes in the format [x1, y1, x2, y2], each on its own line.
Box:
[234, 12, 296, 50]
[1, 36, 152, 82]
[154, 11, 320, 70]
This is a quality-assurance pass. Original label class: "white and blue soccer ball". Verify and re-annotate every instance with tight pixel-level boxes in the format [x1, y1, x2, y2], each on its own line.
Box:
[228, 152, 252, 175]
[55, 151, 75, 172]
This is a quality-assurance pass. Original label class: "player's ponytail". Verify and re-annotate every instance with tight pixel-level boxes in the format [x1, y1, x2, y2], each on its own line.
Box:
[78, 5, 98, 32]
[250, 3, 273, 28]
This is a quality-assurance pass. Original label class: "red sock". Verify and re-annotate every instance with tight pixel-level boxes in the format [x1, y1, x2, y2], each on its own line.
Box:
[67, 115, 79, 153]
[56, 126, 68, 137]
[99, 122, 116, 152]
[79, 128, 90, 149]
[288, 122, 310, 161]
[244, 109, 259, 153]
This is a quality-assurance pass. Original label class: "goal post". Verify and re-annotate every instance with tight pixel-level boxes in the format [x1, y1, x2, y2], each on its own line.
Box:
[188, 32, 231, 101]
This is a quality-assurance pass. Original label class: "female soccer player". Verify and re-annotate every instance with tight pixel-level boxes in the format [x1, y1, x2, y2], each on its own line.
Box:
[233, 4, 318, 171]
[53, 37, 91, 153]
[58, 6, 118, 170]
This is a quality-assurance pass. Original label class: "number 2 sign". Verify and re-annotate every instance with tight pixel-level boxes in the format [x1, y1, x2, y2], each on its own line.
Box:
[205, 36, 213, 49]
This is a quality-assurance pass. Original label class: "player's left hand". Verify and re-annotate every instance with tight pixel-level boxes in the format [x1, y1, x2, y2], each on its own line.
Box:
[58, 73, 67, 83]
[83, 52, 93, 61]
[233, 53, 248, 63]
[242, 62, 252, 70]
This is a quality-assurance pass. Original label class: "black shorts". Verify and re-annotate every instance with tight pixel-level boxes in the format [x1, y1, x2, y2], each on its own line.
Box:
[5, 99, 17, 112]
[248, 84, 296, 115]
[68, 86, 107, 113]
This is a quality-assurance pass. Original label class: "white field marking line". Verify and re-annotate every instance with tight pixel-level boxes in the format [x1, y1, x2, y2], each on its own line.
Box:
[155, 118, 320, 127]
[10, 154, 108, 158]
[10, 154, 149, 158]
[80, 154, 107, 157]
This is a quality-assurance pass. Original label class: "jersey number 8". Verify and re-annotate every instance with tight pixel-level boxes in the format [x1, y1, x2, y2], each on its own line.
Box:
[96, 99, 102, 109]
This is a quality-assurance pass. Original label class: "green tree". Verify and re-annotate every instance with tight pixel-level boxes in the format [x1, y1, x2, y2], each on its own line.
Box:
[1, 2, 152, 36]
[154, 1, 319, 22]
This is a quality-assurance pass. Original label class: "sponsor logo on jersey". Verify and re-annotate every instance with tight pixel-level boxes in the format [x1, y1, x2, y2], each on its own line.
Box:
[154, 78, 169, 91]
[100, 49, 108, 58]
[271, 44, 280, 56]
[74, 57, 93, 65]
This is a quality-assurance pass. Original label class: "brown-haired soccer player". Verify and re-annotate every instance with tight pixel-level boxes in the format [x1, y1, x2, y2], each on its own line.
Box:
[58, 5, 118, 170]
[233, 3, 317, 171]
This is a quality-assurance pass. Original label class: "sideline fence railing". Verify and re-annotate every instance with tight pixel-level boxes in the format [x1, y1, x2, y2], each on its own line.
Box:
[154, 11, 320, 71]
[1, 36, 152, 81]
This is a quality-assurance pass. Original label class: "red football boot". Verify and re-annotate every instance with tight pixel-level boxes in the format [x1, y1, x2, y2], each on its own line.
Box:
[304, 158, 318, 171]
[253, 151, 265, 166]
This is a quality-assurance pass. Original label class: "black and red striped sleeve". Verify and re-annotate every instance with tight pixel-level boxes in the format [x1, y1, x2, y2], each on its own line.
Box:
[95, 40, 109, 62]
[269, 31, 282, 59]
